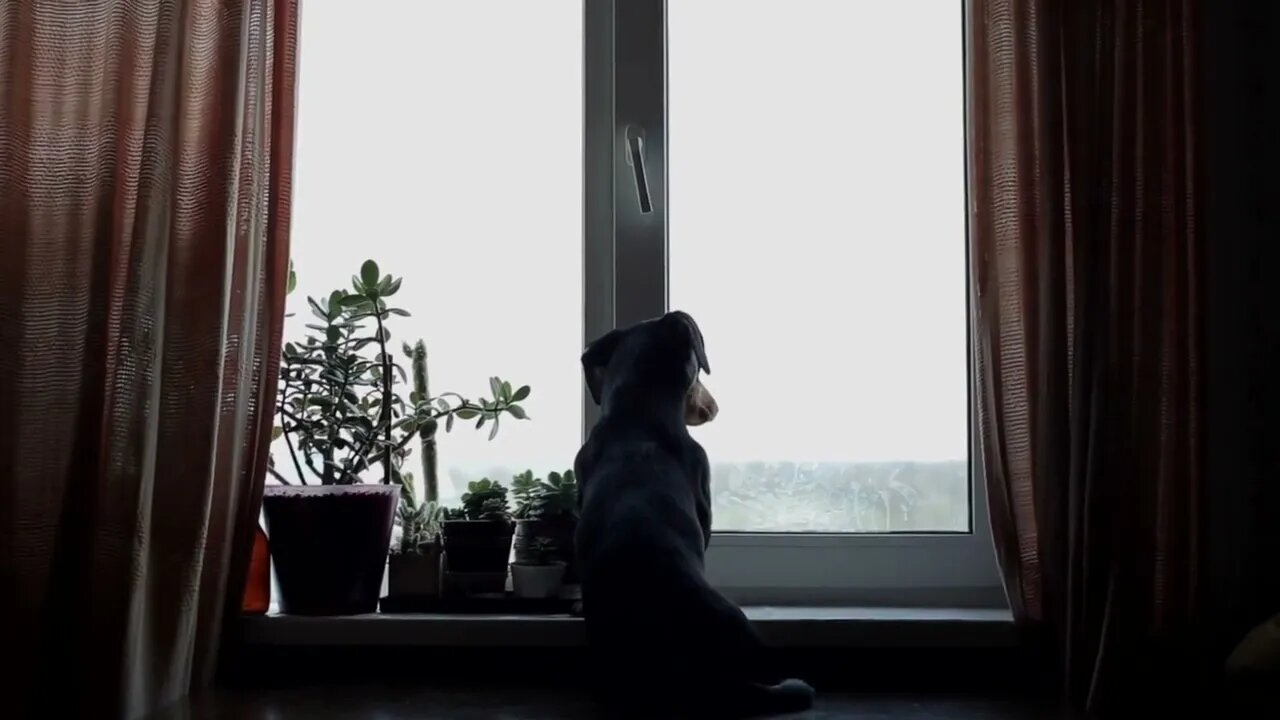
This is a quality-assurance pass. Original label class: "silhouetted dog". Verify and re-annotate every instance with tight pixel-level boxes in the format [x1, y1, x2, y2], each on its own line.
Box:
[574, 311, 815, 719]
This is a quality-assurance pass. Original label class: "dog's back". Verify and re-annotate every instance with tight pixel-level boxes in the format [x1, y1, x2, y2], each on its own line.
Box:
[573, 313, 815, 719]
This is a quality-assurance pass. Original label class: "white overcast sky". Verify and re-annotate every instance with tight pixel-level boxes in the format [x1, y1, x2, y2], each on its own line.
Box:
[281, 1, 965, 492]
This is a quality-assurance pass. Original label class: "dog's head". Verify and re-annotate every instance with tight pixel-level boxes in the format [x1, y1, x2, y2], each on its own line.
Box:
[581, 310, 718, 426]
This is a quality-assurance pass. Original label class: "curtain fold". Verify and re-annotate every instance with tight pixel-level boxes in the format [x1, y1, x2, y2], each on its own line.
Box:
[0, 1, 297, 718]
[967, 0, 1202, 712]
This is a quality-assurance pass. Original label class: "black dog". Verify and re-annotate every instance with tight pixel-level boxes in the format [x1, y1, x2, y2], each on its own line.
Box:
[574, 311, 815, 719]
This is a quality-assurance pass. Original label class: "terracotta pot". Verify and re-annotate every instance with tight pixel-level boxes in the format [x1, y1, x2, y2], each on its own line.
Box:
[241, 524, 271, 615]
[262, 484, 398, 615]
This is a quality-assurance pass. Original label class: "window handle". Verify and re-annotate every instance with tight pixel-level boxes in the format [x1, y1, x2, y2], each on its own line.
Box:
[624, 125, 653, 214]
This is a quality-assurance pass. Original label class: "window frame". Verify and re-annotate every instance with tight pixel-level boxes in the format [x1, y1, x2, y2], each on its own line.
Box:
[582, 0, 1003, 609]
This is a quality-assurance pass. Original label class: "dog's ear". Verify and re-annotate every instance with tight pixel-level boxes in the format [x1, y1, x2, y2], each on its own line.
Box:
[666, 310, 710, 375]
[581, 327, 624, 406]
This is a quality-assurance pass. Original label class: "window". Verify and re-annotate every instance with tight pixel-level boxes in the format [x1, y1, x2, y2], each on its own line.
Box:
[281, 0, 583, 504]
[587, 0, 1000, 607]
[287, 0, 1002, 609]
[668, 1, 969, 535]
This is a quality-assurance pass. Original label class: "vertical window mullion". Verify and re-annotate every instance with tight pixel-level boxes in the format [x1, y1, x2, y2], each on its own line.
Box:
[613, 0, 667, 329]
[583, 0, 667, 439]
[583, 0, 617, 438]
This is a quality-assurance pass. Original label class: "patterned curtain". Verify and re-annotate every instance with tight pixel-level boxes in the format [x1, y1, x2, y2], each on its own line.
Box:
[0, 1, 297, 717]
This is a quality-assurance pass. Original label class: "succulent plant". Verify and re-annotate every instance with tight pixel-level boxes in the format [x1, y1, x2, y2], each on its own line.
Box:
[512, 469, 578, 521]
[444, 478, 512, 522]
[392, 474, 443, 555]
[511, 470, 539, 519]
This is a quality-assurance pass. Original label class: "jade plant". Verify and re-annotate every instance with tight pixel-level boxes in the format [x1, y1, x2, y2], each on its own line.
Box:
[271, 260, 531, 486]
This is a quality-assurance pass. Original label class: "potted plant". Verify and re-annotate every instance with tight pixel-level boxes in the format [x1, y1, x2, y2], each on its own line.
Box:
[440, 478, 515, 594]
[386, 478, 444, 598]
[512, 469, 579, 583]
[384, 338, 480, 601]
[263, 260, 529, 614]
[510, 537, 567, 599]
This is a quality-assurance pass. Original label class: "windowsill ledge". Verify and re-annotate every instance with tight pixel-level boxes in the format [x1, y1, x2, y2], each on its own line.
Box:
[239, 605, 1015, 648]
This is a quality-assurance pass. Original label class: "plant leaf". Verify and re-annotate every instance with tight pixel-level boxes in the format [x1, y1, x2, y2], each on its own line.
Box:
[361, 260, 380, 288]
[385, 277, 403, 296]
[489, 376, 503, 400]
[512, 385, 531, 402]
[501, 380, 512, 401]
[455, 409, 479, 420]
[506, 404, 527, 420]
[488, 416, 500, 441]
[386, 308, 410, 317]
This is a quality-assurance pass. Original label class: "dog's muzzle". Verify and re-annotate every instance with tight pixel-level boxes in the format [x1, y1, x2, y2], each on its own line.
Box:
[685, 378, 719, 426]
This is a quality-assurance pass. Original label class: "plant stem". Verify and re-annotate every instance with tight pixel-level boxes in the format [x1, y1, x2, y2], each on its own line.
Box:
[266, 464, 293, 485]
[278, 368, 311, 485]
[373, 307, 394, 484]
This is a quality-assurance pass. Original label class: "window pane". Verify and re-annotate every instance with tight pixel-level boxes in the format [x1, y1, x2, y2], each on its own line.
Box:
[278, 1, 583, 505]
[669, 1, 967, 532]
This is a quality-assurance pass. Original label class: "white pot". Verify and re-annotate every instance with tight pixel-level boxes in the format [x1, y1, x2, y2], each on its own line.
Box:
[510, 561, 567, 599]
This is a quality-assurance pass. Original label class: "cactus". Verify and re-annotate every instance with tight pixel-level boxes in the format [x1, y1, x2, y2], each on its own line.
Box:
[407, 339, 439, 503]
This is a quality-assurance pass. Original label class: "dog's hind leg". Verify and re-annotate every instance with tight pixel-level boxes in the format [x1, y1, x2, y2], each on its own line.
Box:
[677, 583, 816, 718]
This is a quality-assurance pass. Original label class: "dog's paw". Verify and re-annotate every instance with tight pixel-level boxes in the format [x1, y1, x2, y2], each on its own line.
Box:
[757, 678, 815, 715]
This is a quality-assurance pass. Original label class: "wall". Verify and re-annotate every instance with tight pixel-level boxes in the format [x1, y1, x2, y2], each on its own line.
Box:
[1202, 0, 1280, 653]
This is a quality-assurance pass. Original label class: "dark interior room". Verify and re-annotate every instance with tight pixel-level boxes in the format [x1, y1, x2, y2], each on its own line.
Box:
[1, 1, 1277, 719]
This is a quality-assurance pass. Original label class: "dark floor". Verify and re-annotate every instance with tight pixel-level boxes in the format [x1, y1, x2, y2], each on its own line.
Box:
[162, 685, 1065, 719]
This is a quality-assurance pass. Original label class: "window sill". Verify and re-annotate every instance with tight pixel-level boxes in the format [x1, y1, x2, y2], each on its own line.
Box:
[239, 605, 1015, 648]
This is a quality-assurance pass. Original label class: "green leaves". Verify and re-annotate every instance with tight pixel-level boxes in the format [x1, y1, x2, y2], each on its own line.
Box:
[361, 259, 380, 289]
[452, 477, 512, 521]
[510, 468, 578, 521]
[276, 259, 535, 487]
